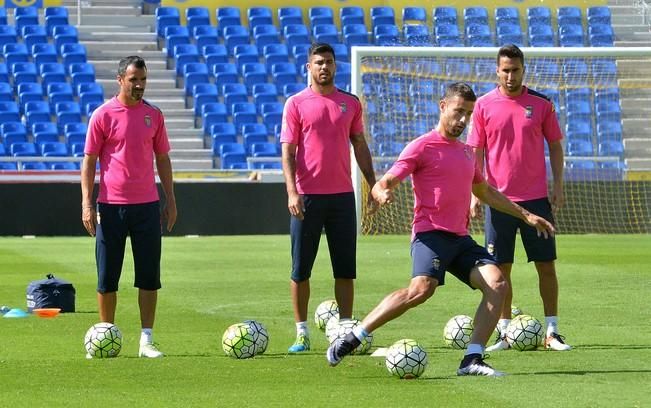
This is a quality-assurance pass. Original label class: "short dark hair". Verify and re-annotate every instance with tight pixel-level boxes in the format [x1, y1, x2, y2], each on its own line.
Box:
[118, 56, 147, 76]
[443, 82, 477, 102]
[308, 43, 335, 60]
[497, 44, 524, 65]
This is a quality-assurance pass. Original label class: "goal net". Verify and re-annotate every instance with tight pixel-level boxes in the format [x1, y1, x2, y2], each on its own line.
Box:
[351, 46, 651, 235]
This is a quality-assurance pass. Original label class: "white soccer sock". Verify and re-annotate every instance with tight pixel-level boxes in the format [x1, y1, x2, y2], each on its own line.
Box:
[498, 319, 511, 336]
[296, 321, 309, 337]
[465, 344, 484, 356]
[352, 325, 369, 341]
[140, 328, 153, 346]
[545, 316, 559, 337]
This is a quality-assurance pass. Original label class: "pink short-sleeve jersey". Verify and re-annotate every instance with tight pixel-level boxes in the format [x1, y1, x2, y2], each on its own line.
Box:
[85, 97, 171, 204]
[388, 130, 484, 237]
[280, 87, 364, 194]
[466, 86, 563, 201]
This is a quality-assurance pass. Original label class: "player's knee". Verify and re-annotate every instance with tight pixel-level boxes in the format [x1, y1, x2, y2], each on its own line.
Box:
[407, 278, 436, 305]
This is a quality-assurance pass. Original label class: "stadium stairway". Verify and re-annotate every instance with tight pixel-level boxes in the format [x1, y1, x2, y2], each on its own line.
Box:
[61, 0, 213, 169]
[609, 0, 651, 170]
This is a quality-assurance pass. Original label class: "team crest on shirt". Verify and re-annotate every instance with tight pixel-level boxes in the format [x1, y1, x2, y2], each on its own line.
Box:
[524, 105, 533, 118]
[144, 115, 152, 127]
[487, 244, 495, 255]
[432, 258, 441, 270]
[339, 102, 347, 112]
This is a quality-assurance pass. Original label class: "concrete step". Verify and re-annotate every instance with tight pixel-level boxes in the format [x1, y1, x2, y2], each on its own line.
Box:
[624, 138, 651, 150]
[86, 48, 166, 61]
[97, 78, 177, 95]
[73, 15, 155, 26]
[620, 98, 651, 114]
[67, 6, 143, 16]
[614, 40, 651, 46]
[142, 88, 186, 98]
[625, 158, 651, 170]
[170, 159, 215, 170]
[80, 31, 158, 42]
[144, 102, 189, 112]
[91, 59, 167, 73]
[169, 149, 213, 159]
[612, 24, 648, 36]
[78, 25, 152, 34]
[168, 128, 203, 138]
[82, 41, 159, 52]
[164, 118, 196, 129]
[623, 118, 651, 131]
[62, 0, 142, 6]
[612, 14, 646, 25]
[169, 138, 205, 149]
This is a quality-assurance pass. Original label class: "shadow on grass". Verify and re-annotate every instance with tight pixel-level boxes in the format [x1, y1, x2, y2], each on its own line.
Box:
[511, 368, 651, 376]
[577, 344, 651, 351]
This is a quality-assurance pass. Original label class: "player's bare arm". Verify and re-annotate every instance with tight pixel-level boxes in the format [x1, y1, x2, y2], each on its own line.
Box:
[371, 173, 401, 206]
[469, 146, 485, 218]
[472, 181, 556, 238]
[81, 153, 98, 236]
[155, 152, 177, 232]
[281, 142, 304, 220]
[351, 132, 378, 215]
[548, 140, 565, 211]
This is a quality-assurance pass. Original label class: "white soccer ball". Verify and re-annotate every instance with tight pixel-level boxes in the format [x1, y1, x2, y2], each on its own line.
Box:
[243, 319, 269, 355]
[84, 322, 122, 358]
[511, 305, 522, 317]
[222, 322, 257, 359]
[504, 314, 543, 351]
[443, 315, 474, 349]
[314, 299, 339, 331]
[325, 316, 340, 342]
[326, 318, 372, 355]
[385, 338, 428, 379]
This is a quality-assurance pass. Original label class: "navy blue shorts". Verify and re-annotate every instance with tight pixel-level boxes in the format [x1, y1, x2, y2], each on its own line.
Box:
[484, 197, 557, 264]
[411, 230, 496, 289]
[290, 192, 357, 282]
[95, 201, 162, 293]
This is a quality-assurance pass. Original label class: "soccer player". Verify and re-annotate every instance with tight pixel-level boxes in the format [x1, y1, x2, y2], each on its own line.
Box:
[280, 43, 376, 353]
[326, 83, 556, 376]
[467, 44, 571, 352]
[81, 56, 177, 358]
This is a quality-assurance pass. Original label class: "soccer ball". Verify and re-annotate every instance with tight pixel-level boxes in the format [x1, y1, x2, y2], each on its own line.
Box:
[511, 305, 522, 317]
[443, 315, 474, 349]
[243, 319, 269, 355]
[326, 318, 373, 354]
[325, 316, 340, 341]
[84, 322, 122, 358]
[314, 299, 339, 331]
[504, 314, 543, 351]
[385, 339, 428, 379]
[222, 322, 257, 359]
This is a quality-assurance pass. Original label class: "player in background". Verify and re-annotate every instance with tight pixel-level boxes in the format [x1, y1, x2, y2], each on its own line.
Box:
[467, 44, 571, 352]
[280, 43, 377, 353]
[81, 56, 176, 358]
[326, 83, 556, 376]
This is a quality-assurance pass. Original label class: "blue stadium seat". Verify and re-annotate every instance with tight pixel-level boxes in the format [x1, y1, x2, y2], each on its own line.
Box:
[222, 83, 248, 114]
[598, 140, 624, 156]
[22, 161, 48, 170]
[40, 141, 68, 157]
[251, 142, 278, 158]
[70, 142, 85, 157]
[433, 7, 457, 26]
[17, 82, 44, 112]
[14, 7, 39, 33]
[34, 131, 59, 145]
[435, 24, 461, 46]
[263, 43, 290, 71]
[313, 24, 339, 44]
[55, 101, 82, 133]
[475, 58, 495, 77]
[466, 24, 494, 47]
[216, 7, 242, 36]
[3, 43, 29, 70]
[25, 100, 51, 129]
[234, 44, 259, 67]
[174, 43, 200, 76]
[589, 25, 614, 47]
[212, 62, 239, 90]
[242, 62, 268, 92]
[587, 7, 611, 26]
[202, 103, 229, 135]
[32, 43, 58, 67]
[0, 81, 11, 101]
[446, 58, 473, 77]
[185, 7, 210, 33]
[210, 122, 237, 145]
[64, 122, 87, 147]
[68, 63, 95, 93]
[1, 122, 27, 143]
[223, 25, 250, 56]
[253, 24, 281, 54]
[155, 7, 180, 38]
[567, 140, 594, 156]
[374, 24, 400, 45]
[527, 7, 552, 25]
[563, 59, 589, 85]
[0, 8, 6, 26]
[51, 162, 77, 170]
[60, 43, 87, 68]
[0, 162, 17, 170]
[343, 24, 370, 47]
[211, 134, 238, 158]
[243, 123, 268, 149]
[340, 6, 365, 27]
[21, 25, 48, 52]
[192, 83, 219, 116]
[403, 24, 430, 46]
[596, 120, 622, 142]
[10, 142, 38, 157]
[283, 82, 306, 98]
[329, 43, 348, 63]
[379, 142, 404, 157]
[557, 6, 582, 27]
[232, 102, 258, 130]
[253, 83, 278, 108]
[32, 122, 59, 144]
[219, 141, 246, 157]
[409, 79, 437, 98]
[0, 25, 17, 51]
[271, 62, 298, 87]
[164, 25, 190, 58]
[497, 23, 524, 46]
[220, 148, 247, 169]
[495, 7, 519, 25]
[528, 24, 554, 47]
[464, 7, 489, 26]
[371, 6, 396, 28]
[203, 44, 229, 69]
[403, 7, 427, 24]
[0, 101, 20, 123]
[566, 120, 593, 142]
[193, 25, 219, 52]
[260, 102, 283, 133]
[559, 24, 584, 47]
[248, 7, 274, 32]
[53, 25, 79, 52]
[309, 7, 335, 27]
[278, 7, 304, 30]
[47, 82, 74, 111]
[40, 62, 67, 88]
[283, 24, 310, 49]
[183, 62, 210, 96]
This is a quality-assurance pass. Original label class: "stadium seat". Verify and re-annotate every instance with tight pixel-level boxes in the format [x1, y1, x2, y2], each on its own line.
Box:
[374, 24, 400, 45]
[598, 140, 624, 156]
[192, 26, 219, 53]
[0, 81, 12, 102]
[222, 83, 248, 114]
[343, 24, 370, 47]
[248, 7, 274, 32]
[464, 7, 489, 26]
[597, 120, 623, 141]
[232, 102, 258, 131]
[223, 25, 250, 56]
[0, 25, 17, 51]
[174, 44, 200, 76]
[185, 7, 211, 33]
[497, 24, 524, 46]
[51, 162, 77, 170]
[211, 134, 239, 158]
[340, 6, 365, 27]
[0, 8, 6, 26]
[216, 7, 242, 36]
[0, 162, 17, 170]
[60, 43, 87, 68]
[371, 6, 396, 28]
[14, 8, 39, 33]
[64, 122, 87, 146]
[557, 6, 582, 27]
[25, 101, 51, 129]
[3, 133, 28, 149]
[313, 24, 339, 44]
[201, 102, 229, 135]
[32, 121, 59, 142]
[40, 141, 68, 157]
[278, 7, 304, 30]
[495, 7, 519, 25]
[589, 24, 615, 47]
[566, 121, 593, 142]
[55, 101, 82, 133]
[219, 141, 247, 160]
[261, 102, 283, 133]
[155, 7, 181, 38]
[329, 43, 348, 63]
[234, 44, 260, 67]
[253, 25, 281, 54]
[250, 142, 278, 158]
[252, 83, 278, 107]
[0, 101, 20, 123]
[309, 7, 335, 27]
[409, 79, 438, 98]
[183, 63, 210, 96]
[21, 26, 48, 52]
[53, 25, 79, 52]
[271, 62, 298, 87]
[32, 43, 58, 68]
[242, 63, 268, 92]
[210, 122, 237, 145]
[11, 142, 38, 157]
[528, 24, 555, 47]
[3, 43, 29, 70]
[435, 24, 461, 46]
[164, 25, 190, 58]
[559, 24, 584, 47]
[40, 62, 67, 88]
[433, 7, 458, 26]
[203, 44, 229, 69]
[563, 59, 589, 85]
[403, 24, 430, 46]
[243, 125, 269, 151]
[68, 63, 95, 93]
[466, 24, 494, 47]
[283, 82, 306, 98]
[17, 82, 44, 112]
[47, 82, 74, 111]
[567, 140, 594, 156]
[283, 24, 311, 49]
[587, 7, 611, 26]
[191, 83, 219, 116]
[1, 122, 27, 143]
[212, 63, 239, 90]
[403, 7, 427, 24]
[263, 43, 290, 71]
[527, 7, 552, 25]
[22, 161, 48, 170]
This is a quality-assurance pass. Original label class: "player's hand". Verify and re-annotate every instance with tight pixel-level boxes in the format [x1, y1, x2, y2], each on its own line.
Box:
[366, 191, 379, 216]
[525, 214, 556, 239]
[82, 207, 96, 237]
[470, 194, 482, 218]
[551, 183, 564, 213]
[162, 198, 177, 232]
[288, 193, 304, 220]
[371, 183, 394, 206]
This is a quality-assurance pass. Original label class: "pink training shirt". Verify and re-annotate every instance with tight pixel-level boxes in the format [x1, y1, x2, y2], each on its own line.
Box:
[280, 86, 364, 194]
[388, 130, 484, 237]
[85, 97, 170, 204]
[466, 86, 563, 201]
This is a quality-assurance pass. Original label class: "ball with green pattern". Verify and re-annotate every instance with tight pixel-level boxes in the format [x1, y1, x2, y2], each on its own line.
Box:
[385, 339, 428, 379]
[443, 315, 474, 350]
[222, 322, 257, 359]
[505, 314, 543, 351]
[84, 322, 122, 358]
[314, 299, 339, 331]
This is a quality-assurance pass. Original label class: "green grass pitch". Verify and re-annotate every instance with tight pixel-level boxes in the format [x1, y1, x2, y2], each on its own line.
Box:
[0, 235, 649, 407]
